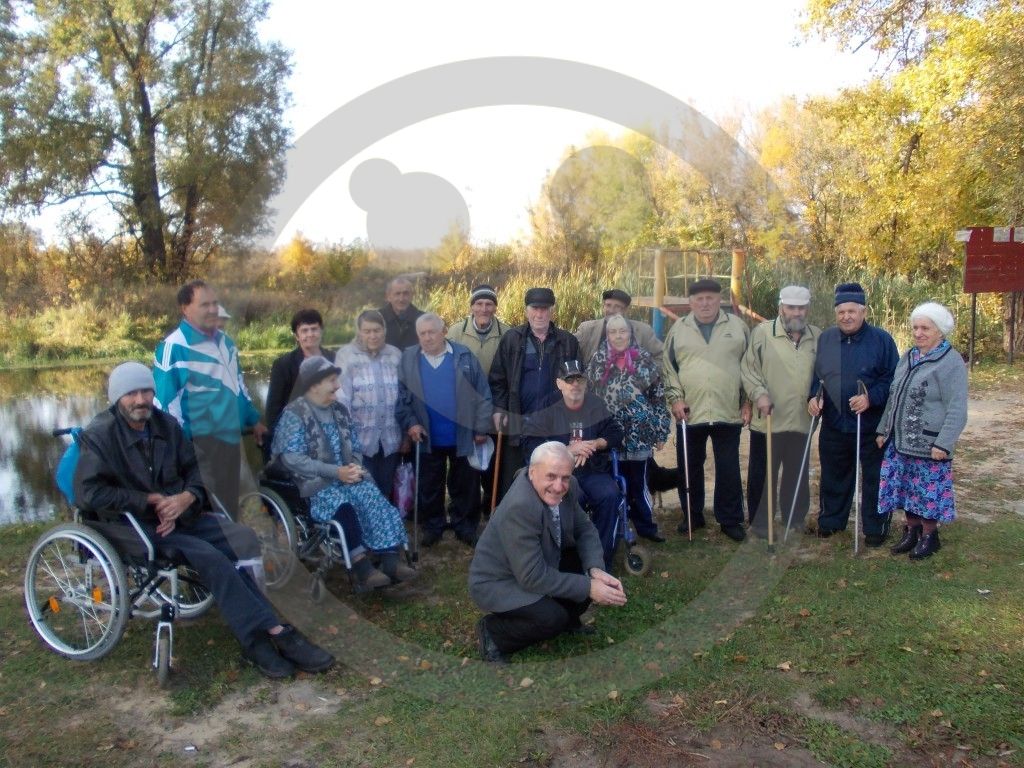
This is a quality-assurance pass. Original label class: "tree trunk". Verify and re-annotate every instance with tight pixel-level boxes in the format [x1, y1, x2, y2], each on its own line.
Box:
[1004, 292, 1024, 361]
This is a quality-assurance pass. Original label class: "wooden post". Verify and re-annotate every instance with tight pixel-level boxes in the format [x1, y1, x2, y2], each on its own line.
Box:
[730, 249, 746, 312]
[653, 248, 667, 338]
[969, 292, 977, 370]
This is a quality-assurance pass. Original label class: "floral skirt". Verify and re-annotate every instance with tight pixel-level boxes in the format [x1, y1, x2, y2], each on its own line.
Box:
[311, 479, 408, 550]
[877, 443, 956, 523]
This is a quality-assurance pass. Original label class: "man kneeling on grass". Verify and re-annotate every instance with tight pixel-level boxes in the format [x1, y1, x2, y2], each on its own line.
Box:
[468, 441, 627, 663]
[74, 362, 335, 679]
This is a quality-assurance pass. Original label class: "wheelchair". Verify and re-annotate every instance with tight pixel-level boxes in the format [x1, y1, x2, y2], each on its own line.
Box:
[258, 467, 416, 602]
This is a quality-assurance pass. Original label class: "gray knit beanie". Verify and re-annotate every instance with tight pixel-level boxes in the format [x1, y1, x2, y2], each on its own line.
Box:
[107, 362, 155, 404]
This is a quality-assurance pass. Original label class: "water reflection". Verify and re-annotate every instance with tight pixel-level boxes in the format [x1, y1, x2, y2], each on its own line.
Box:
[0, 362, 271, 526]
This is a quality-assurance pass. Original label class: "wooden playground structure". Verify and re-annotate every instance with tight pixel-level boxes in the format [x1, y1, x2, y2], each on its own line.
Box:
[629, 247, 764, 336]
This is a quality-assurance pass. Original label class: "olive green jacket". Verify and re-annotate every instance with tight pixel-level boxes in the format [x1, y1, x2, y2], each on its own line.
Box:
[662, 311, 749, 425]
[446, 316, 508, 376]
[740, 318, 821, 434]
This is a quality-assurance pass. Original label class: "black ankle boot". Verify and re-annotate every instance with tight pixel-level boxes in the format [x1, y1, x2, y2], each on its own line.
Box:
[909, 530, 941, 560]
[890, 525, 921, 555]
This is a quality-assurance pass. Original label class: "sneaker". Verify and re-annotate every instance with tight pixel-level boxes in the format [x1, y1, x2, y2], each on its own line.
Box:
[242, 635, 295, 679]
[720, 524, 746, 542]
[271, 626, 335, 673]
[476, 617, 509, 664]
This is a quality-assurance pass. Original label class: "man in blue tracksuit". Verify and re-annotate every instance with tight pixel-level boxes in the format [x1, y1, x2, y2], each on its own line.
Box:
[809, 282, 899, 545]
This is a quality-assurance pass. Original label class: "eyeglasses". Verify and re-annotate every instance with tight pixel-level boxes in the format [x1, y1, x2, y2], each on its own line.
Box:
[563, 376, 585, 383]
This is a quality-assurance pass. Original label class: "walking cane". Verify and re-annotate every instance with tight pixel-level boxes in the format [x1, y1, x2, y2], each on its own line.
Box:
[680, 407, 693, 542]
[785, 380, 824, 542]
[490, 430, 504, 515]
[412, 439, 421, 562]
[766, 407, 775, 553]
[853, 379, 868, 556]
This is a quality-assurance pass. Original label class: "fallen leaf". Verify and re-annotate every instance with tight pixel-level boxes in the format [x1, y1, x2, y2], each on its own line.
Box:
[326, 625, 339, 635]
[397, 655, 410, 662]
[732, 654, 748, 663]
[713, 699, 728, 705]
[900, 646, 915, 653]
[655, 642, 666, 651]
[711, 739, 723, 749]
[798, 608, 811, 617]
[774, 742, 787, 750]
[608, 690, 619, 700]
[418, 660, 432, 670]
[654, 603, 663, 611]
[977, 589, 992, 595]
[294, 702, 309, 711]
[519, 677, 534, 688]
[369, 676, 383, 686]
[978, 669, 989, 677]
[692, 651, 705, 659]
[836, 578, 848, 588]
[660, 571, 670, 579]
[643, 662, 660, 672]
[776, 661, 792, 671]
[374, 716, 392, 726]
[930, 709, 944, 717]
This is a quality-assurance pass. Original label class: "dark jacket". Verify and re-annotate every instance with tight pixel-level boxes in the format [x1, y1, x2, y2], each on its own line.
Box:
[74, 406, 207, 526]
[265, 346, 333, 432]
[810, 322, 899, 434]
[522, 391, 623, 477]
[378, 303, 424, 350]
[468, 470, 605, 613]
[395, 341, 493, 457]
[488, 323, 580, 444]
[876, 343, 968, 458]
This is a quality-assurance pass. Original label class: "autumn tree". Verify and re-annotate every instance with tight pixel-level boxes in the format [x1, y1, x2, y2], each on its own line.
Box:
[0, 0, 291, 282]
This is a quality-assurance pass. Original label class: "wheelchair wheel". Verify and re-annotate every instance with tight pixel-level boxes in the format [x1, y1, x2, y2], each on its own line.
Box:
[156, 635, 171, 688]
[239, 488, 297, 590]
[310, 575, 326, 604]
[624, 544, 651, 577]
[128, 565, 214, 620]
[24, 523, 129, 661]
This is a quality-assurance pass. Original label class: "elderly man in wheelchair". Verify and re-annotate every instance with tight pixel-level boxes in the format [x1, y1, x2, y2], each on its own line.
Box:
[69, 361, 334, 680]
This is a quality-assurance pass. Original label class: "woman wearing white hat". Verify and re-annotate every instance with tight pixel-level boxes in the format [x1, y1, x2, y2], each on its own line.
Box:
[875, 302, 968, 559]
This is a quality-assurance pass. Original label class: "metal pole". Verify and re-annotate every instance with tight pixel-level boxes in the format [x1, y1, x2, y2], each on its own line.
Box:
[969, 293, 977, 370]
[1010, 291, 1017, 365]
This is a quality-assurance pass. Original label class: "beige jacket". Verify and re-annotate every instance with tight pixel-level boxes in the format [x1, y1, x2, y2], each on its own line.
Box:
[575, 318, 663, 365]
[740, 318, 821, 434]
[662, 311, 749, 425]
[446, 316, 508, 375]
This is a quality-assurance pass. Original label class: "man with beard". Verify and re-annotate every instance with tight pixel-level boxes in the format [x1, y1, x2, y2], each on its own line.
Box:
[740, 286, 820, 538]
[75, 362, 334, 679]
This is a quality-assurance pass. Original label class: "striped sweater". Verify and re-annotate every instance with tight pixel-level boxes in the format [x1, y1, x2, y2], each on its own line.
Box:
[153, 320, 261, 443]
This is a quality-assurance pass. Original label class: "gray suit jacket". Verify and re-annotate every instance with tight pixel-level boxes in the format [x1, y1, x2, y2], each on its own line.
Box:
[468, 470, 605, 613]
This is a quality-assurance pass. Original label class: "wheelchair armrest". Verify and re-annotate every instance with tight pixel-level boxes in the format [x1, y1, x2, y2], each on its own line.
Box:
[77, 508, 157, 564]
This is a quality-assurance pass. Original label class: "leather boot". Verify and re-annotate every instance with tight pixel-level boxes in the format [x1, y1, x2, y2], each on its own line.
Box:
[890, 525, 921, 555]
[909, 529, 941, 560]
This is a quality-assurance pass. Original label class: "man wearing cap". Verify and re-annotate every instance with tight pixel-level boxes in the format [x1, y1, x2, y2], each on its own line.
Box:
[489, 287, 581, 499]
[741, 286, 821, 538]
[662, 279, 751, 541]
[75, 362, 335, 679]
[575, 288, 663, 365]
[447, 284, 508, 516]
[469, 441, 627, 663]
[378, 276, 424, 350]
[154, 280, 267, 518]
[396, 313, 493, 547]
[215, 304, 231, 332]
[809, 282, 898, 544]
[521, 360, 624, 571]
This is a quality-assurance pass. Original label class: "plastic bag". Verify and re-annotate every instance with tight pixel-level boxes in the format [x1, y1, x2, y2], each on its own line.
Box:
[392, 459, 415, 519]
[55, 428, 83, 506]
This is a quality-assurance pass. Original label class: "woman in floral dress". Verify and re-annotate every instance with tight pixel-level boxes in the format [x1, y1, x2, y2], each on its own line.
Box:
[876, 302, 968, 559]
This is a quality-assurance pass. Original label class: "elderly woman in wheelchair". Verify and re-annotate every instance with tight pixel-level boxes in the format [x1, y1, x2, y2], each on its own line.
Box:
[25, 362, 334, 682]
[271, 357, 417, 593]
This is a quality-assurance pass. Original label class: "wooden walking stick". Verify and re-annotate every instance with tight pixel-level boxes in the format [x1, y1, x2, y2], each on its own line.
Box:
[490, 430, 504, 514]
[853, 380, 868, 556]
[766, 407, 775, 553]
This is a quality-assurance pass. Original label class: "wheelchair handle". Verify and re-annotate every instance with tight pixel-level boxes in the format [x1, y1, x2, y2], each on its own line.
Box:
[52, 427, 78, 437]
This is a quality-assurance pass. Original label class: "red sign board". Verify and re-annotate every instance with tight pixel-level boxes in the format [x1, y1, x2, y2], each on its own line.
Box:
[962, 227, 1024, 293]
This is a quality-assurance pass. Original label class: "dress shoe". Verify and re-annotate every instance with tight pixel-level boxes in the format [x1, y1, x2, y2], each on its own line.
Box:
[676, 518, 706, 534]
[909, 530, 941, 560]
[638, 531, 666, 543]
[242, 635, 294, 679]
[360, 568, 393, 590]
[567, 622, 597, 636]
[720, 524, 746, 542]
[816, 528, 836, 539]
[389, 561, 419, 584]
[476, 617, 509, 664]
[271, 625, 335, 673]
[864, 533, 887, 548]
[455, 529, 479, 547]
[890, 525, 921, 555]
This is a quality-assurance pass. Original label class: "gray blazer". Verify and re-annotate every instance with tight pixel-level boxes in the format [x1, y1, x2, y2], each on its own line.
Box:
[468, 470, 606, 613]
[877, 344, 968, 458]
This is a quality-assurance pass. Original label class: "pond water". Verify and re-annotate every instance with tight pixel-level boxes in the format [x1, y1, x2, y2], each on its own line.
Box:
[0, 361, 272, 526]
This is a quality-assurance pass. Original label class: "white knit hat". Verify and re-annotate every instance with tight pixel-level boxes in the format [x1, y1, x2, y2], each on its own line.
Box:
[910, 302, 955, 335]
[107, 362, 155, 404]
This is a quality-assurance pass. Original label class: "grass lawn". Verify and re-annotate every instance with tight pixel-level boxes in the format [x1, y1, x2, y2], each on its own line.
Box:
[2, 373, 1022, 768]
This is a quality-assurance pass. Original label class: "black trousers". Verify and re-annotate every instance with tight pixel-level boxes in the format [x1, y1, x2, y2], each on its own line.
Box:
[484, 549, 590, 654]
[192, 435, 241, 519]
[746, 430, 810, 535]
[674, 423, 744, 527]
[363, 448, 400, 501]
[147, 513, 279, 645]
[817, 421, 891, 537]
[417, 446, 481, 537]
